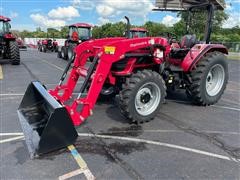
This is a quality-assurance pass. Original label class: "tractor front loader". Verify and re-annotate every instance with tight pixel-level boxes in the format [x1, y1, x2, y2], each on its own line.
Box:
[18, 0, 229, 159]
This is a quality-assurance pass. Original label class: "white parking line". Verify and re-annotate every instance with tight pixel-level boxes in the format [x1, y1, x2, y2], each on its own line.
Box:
[168, 99, 240, 112]
[212, 105, 240, 112]
[0, 133, 24, 136]
[0, 65, 3, 80]
[39, 59, 64, 71]
[31, 55, 65, 72]
[0, 94, 24, 96]
[0, 132, 238, 163]
[59, 169, 86, 180]
[77, 133, 240, 163]
[66, 145, 95, 180]
[0, 136, 24, 144]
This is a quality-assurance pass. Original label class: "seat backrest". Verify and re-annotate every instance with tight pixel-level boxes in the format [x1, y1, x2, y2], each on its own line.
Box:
[180, 34, 197, 48]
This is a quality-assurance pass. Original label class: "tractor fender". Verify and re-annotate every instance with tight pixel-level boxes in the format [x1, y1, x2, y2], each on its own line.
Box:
[181, 44, 228, 72]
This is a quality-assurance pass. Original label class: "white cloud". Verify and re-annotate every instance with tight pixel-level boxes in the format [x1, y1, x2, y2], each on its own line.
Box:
[96, 4, 115, 18]
[161, 15, 180, 27]
[30, 14, 66, 28]
[10, 11, 18, 18]
[222, 12, 240, 28]
[72, 0, 94, 10]
[96, 0, 154, 24]
[48, 6, 80, 20]
[98, 17, 110, 25]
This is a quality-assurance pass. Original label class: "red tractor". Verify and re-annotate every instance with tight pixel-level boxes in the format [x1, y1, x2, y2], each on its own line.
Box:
[0, 15, 20, 65]
[18, 0, 228, 158]
[16, 38, 27, 50]
[58, 23, 92, 60]
[38, 39, 58, 53]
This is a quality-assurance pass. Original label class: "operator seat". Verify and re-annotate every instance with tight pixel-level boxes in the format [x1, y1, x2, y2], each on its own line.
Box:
[170, 34, 197, 59]
[180, 34, 197, 48]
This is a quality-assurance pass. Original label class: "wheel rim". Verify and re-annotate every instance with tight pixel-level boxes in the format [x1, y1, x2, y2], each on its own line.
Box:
[135, 82, 161, 116]
[205, 64, 225, 96]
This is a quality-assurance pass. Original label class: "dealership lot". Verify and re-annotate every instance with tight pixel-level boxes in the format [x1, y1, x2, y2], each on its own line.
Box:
[0, 49, 239, 179]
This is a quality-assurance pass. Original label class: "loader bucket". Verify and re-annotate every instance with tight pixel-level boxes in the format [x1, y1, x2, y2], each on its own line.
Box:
[17, 81, 78, 158]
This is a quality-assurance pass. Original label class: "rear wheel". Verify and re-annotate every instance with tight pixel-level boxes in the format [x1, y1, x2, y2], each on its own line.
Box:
[61, 46, 67, 60]
[187, 52, 228, 105]
[9, 41, 20, 65]
[119, 70, 166, 123]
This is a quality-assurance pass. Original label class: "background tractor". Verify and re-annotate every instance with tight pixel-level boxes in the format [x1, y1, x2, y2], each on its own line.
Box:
[38, 39, 58, 53]
[0, 15, 20, 65]
[16, 38, 27, 50]
[58, 23, 92, 60]
[18, 0, 229, 158]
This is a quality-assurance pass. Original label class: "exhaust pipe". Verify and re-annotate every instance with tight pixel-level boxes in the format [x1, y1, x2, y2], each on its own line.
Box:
[17, 81, 78, 158]
[125, 16, 130, 39]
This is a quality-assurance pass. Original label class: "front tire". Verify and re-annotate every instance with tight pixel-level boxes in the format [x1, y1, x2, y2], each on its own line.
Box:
[61, 46, 67, 60]
[67, 46, 73, 61]
[43, 45, 47, 53]
[187, 52, 228, 105]
[119, 70, 166, 123]
[9, 41, 20, 65]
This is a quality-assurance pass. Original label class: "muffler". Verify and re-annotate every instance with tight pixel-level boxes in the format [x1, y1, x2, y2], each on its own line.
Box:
[17, 81, 78, 158]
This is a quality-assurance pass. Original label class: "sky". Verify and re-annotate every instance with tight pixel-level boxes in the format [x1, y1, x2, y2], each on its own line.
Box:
[0, 0, 239, 31]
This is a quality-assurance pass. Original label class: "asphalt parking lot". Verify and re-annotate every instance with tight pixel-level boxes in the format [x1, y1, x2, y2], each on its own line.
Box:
[0, 49, 239, 179]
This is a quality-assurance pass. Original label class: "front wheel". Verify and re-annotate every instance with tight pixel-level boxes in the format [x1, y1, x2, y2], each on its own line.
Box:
[67, 46, 73, 61]
[119, 70, 166, 123]
[61, 46, 67, 60]
[42, 45, 47, 53]
[187, 52, 228, 105]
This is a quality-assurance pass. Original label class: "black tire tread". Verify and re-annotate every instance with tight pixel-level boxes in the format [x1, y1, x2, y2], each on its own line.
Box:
[188, 51, 228, 105]
[119, 70, 166, 123]
[10, 41, 20, 65]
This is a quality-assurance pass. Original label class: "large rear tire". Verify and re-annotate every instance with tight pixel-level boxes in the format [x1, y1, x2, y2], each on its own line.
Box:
[119, 70, 166, 123]
[10, 41, 20, 65]
[187, 52, 228, 105]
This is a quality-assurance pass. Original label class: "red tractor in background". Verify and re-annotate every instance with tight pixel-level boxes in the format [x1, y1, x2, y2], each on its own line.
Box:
[0, 16, 20, 65]
[38, 39, 58, 53]
[58, 23, 92, 60]
[18, 0, 229, 158]
[16, 38, 27, 50]
[129, 27, 148, 38]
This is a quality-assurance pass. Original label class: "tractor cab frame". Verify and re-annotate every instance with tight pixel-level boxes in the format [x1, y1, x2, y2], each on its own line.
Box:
[154, 0, 224, 44]
[129, 27, 148, 38]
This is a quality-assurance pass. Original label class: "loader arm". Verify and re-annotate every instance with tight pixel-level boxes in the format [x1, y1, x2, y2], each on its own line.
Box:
[50, 37, 170, 126]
